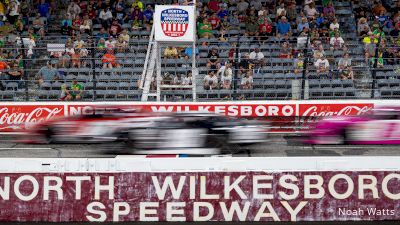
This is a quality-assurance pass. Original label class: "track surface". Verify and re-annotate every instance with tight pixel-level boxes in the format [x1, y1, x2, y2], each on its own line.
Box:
[1, 134, 400, 158]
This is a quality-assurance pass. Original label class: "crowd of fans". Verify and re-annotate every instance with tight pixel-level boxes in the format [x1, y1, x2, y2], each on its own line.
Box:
[0, 0, 399, 99]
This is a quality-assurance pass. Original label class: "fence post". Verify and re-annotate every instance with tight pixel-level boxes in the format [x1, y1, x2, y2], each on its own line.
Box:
[233, 37, 240, 100]
[301, 23, 313, 100]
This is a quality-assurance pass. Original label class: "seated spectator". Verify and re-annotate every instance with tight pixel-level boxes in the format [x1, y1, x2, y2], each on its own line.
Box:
[71, 50, 81, 68]
[67, 1, 80, 19]
[246, 10, 259, 36]
[97, 38, 106, 50]
[313, 44, 325, 59]
[279, 42, 292, 58]
[276, 16, 291, 37]
[37, 62, 60, 86]
[220, 15, 231, 31]
[294, 53, 304, 74]
[173, 73, 183, 85]
[184, 46, 199, 59]
[116, 36, 128, 53]
[72, 15, 82, 31]
[198, 19, 214, 39]
[358, 18, 370, 37]
[330, 32, 345, 50]
[96, 28, 109, 40]
[73, 35, 85, 49]
[102, 50, 117, 69]
[208, 0, 220, 12]
[32, 14, 45, 37]
[329, 18, 340, 31]
[114, 0, 127, 24]
[0, 60, 10, 77]
[99, 7, 113, 29]
[164, 46, 179, 59]
[338, 53, 352, 72]
[182, 72, 192, 85]
[286, 0, 297, 22]
[372, 2, 386, 16]
[208, 13, 220, 30]
[7, 0, 20, 25]
[143, 5, 154, 28]
[340, 66, 354, 80]
[240, 70, 253, 89]
[206, 47, 221, 70]
[237, 0, 249, 13]
[204, 71, 218, 90]
[276, 2, 287, 19]
[65, 78, 83, 101]
[297, 17, 309, 33]
[119, 29, 130, 43]
[162, 72, 173, 85]
[220, 63, 233, 90]
[37, 0, 51, 18]
[323, 2, 335, 17]
[314, 55, 330, 74]
[105, 36, 116, 49]
[7, 63, 22, 81]
[80, 15, 92, 34]
[61, 13, 73, 36]
[109, 20, 122, 37]
[370, 51, 384, 68]
[363, 32, 377, 63]
[304, 3, 318, 18]
[258, 10, 273, 38]
[218, 30, 230, 46]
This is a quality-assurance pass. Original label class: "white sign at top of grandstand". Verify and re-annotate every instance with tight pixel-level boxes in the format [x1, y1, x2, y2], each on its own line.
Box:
[154, 5, 196, 43]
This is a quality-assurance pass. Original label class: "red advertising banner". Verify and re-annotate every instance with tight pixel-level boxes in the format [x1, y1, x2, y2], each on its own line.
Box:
[0, 105, 64, 132]
[0, 102, 377, 132]
[0, 171, 399, 222]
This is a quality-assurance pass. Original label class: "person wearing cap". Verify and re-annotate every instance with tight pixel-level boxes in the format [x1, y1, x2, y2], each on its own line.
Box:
[276, 16, 291, 37]
[65, 78, 83, 101]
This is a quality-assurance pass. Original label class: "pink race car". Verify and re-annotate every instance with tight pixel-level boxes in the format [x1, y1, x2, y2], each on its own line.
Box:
[300, 107, 400, 145]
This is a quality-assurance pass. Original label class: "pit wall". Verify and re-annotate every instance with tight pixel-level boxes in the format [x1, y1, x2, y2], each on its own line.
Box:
[0, 100, 391, 132]
[0, 156, 399, 222]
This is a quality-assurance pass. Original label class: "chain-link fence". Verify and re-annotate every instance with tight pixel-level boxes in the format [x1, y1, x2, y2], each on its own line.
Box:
[1, 34, 400, 101]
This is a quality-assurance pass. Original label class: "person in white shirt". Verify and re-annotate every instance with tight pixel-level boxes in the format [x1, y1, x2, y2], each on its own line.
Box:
[330, 32, 345, 50]
[67, 1, 81, 19]
[173, 73, 183, 85]
[204, 71, 218, 90]
[105, 36, 116, 49]
[329, 18, 340, 31]
[241, 70, 253, 89]
[73, 35, 85, 49]
[304, 3, 318, 18]
[220, 63, 233, 89]
[249, 48, 265, 67]
[182, 72, 193, 85]
[99, 7, 113, 29]
[314, 55, 330, 74]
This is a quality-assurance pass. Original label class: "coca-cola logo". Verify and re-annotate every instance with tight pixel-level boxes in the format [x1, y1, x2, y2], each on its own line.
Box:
[0, 107, 63, 130]
[301, 105, 373, 117]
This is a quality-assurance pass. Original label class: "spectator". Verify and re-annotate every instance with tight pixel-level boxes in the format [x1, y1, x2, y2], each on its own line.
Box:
[246, 10, 259, 36]
[96, 27, 109, 40]
[294, 53, 304, 74]
[162, 72, 173, 85]
[184, 46, 199, 59]
[203, 70, 218, 90]
[357, 17, 370, 36]
[130, 7, 143, 24]
[372, 2, 386, 16]
[102, 50, 117, 68]
[249, 47, 265, 67]
[304, 3, 318, 18]
[276, 16, 291, 37]
[276, 3, 287, 19]
[97, 38, 106, 50]
[173, 73, 183, 85]
[37, 0, 51, 18]
[0, 60, 10, 76]
[220, 63, 233, 90]
[32, 14, 45, 37]
[164, 46, 179, 59]
[206, 47, 221, 70]
[330, 32, 345, 50]
[71, 50, 81, 68]
[65, 78, 83, 101]
[61, 13, 73, 35]
[37, 62, 59, 86]
[99, 7, 113, 29]
[6, 62, 22, 81]
[114, 0, 126, 24]
[7, 0, 20, 25]
[198, 19, 213, 38]
[364, 32, 377, 64]
[340, 66, 354, 80]
[116, 36, 128, 52]
[279, 42, 292, 58]
[80, 15, 92, 34]
[338, 53, 352, 72]
[297, 17, 309, 33]
[314, 55, 330, 74]
[286, 0, 297, 22]
[109, 20, 122, 37]
[73, 35, 85, 49]
[143, 5, 154, 24]
[208, 13, 220, 30]
[182, 72, 192, 85]
[120, 29, 130, 43]
[323, 2, 335, 17]
[240, 70, 253, 89]
[370, 51, 384, 68]
[208, 0, 220, 12]
[105, 36, 116, 49]
[67, 1, 81, 19]
[237, 0, 249, 13]
[329, 18, 340, 31]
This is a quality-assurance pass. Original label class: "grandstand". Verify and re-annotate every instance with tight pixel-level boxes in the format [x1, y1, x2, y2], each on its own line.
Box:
[0, 0, 399, 101]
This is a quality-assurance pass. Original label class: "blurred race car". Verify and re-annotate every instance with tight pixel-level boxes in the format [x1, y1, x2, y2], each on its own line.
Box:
[22, 108, 269, 154]
[300, 107, 400, 145]
[109, 113, 269, 154]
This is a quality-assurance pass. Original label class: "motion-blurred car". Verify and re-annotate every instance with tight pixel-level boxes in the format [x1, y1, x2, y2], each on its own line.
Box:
[299, 107, 400, 145]
[22, 108, 269, 154]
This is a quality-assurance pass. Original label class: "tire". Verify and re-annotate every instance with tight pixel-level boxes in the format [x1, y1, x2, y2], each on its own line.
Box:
[206, 135, 236, 154]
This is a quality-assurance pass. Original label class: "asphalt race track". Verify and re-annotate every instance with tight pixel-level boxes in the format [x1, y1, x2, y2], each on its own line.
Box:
[1, 134, 400, 158]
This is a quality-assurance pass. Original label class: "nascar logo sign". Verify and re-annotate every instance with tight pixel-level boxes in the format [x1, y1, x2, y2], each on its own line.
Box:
[155, 5, 195, 42]
[161, 8, 189, 37]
